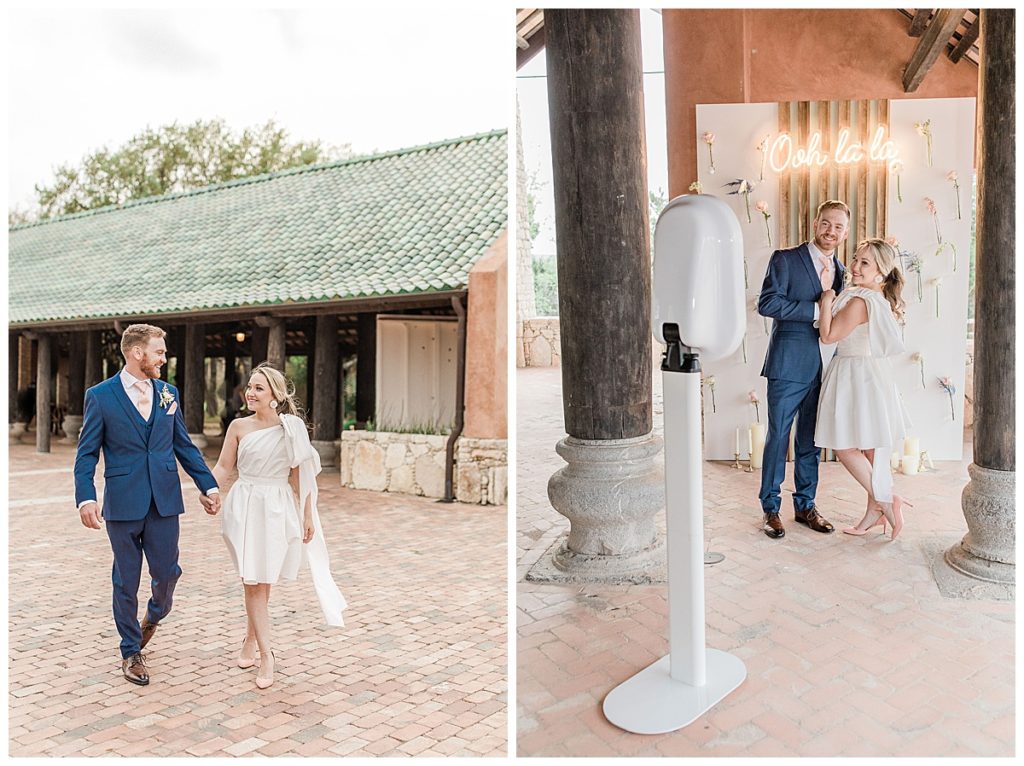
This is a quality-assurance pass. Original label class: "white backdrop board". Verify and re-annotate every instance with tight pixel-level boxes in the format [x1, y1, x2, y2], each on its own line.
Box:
[695, 98, 974, 461]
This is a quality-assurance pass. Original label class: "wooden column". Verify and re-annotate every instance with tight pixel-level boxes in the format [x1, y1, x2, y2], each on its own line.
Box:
[943, 8, 1015, 589]
[184, 324, 205, 436]
[547, 8, 651, 440]
[973, 10, 1015, 473]
[266, 320, 286, 371]
[311, 314, 340, 466]
[66, 332, 86, 417]
[9, 334, 18, 424]
[84, 330, 103, 390]
[223, 333, 238, 414]
[251, 325, 269, 367]
[305, 320, 316, 415]
[543, 9, 664, 577]
[36, 333, 52, 453]
[356, 313, 376, 427]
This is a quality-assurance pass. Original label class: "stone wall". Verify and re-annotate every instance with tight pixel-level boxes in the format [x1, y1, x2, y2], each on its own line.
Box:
[456, 437, 508, 505]
[520, 318, 561, 367]
[341, 431, 507, 505]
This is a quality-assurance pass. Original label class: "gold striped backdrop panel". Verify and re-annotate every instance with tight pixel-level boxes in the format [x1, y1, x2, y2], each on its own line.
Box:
[777, 99, 891, 265]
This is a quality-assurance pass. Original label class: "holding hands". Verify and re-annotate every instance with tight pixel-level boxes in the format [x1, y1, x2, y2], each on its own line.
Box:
[820, 289, 836, 309]
[200, 492, 222, 515]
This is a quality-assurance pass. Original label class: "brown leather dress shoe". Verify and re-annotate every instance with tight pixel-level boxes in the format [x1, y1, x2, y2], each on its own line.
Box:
[763, 512, 785, 539]
[140, 615, 158, 651]
[795, 507, 835, 533]
[122, 652, 149, 686]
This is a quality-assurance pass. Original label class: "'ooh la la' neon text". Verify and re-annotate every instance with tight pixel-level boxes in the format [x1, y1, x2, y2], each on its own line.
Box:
[769, 126, 899, 172]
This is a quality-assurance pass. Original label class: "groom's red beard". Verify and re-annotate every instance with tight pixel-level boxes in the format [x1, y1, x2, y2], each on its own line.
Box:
[139, 360, 163, 379]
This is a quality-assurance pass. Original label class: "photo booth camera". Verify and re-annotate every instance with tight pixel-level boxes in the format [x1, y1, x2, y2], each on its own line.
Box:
[603, 193, 748, 734]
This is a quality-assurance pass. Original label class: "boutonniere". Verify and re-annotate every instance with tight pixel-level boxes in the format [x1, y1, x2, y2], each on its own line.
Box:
[159, 383, 175, 409]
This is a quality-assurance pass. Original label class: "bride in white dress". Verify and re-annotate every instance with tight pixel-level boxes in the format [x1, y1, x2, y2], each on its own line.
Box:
[211, 363, 346, 689]
[815, 238, 913, 539]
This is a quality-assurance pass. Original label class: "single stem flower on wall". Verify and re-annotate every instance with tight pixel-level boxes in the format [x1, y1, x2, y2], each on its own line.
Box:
[938, 376, 957, 420]
[925, 197, 943, 245]
[946, 170, 962, 219]
[748, 389, 760, 423]
[891, 160, 904, 203]
[912, 352, 926, 389]
[898, 246, 924, 303]
[702, 131, 716, 174]
[725, 178, 755, 223]
[915, 119, 933, 166]
[757, 135, 770, 181]
[935, 240, 958, 273]
[755, 200, 772, 247]
[688, 180, 703, 194]
[704, 375, 717, 413]
[930, 277, 944, 318]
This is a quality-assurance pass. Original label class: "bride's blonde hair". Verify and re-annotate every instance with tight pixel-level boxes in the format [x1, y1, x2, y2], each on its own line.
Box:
[857, 238, 906, 323]
[249, 363, 304, 419]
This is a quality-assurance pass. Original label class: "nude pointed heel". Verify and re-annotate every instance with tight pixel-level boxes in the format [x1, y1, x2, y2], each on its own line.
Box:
[237, 638, 258, 669]
[255, 651, 276, 689]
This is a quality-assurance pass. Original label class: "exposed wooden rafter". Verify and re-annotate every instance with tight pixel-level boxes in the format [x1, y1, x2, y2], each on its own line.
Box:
[516, 8, 545, 70]
[902, 8, 968, 92]
[908, 9, 932, 36]
[948, 12, 980, 63]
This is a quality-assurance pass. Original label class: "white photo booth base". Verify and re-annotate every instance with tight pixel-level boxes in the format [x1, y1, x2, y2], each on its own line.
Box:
[695, 97, 974, 462]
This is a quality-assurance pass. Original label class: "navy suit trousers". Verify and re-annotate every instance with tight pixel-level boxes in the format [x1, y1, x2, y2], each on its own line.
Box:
[758, 376, 821, 515]
[105, 502, 181, 658]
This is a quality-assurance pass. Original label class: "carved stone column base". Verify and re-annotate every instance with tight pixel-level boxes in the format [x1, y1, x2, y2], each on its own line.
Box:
[942, 463, 1015, 585]
[546, 433, 664, 582]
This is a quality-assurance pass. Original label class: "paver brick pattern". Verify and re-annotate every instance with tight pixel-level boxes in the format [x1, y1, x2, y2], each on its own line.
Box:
[9, 440, 506, 757]
[517, 366, 1013, 757]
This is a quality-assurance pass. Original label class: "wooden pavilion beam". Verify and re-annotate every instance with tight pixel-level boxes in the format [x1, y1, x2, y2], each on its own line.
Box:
[948, 16, 980, 63]
[908, 9, 932, 37]
[903, 8, 968, 92]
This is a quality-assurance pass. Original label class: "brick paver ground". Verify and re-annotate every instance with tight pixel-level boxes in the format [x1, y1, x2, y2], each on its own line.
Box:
[9, 439, 506, 757]
[517, 365, 1013, 757]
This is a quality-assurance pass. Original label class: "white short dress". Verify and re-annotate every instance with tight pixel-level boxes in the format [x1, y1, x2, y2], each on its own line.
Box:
[815, 287, 912, 451]
[221, 414, 347, 626]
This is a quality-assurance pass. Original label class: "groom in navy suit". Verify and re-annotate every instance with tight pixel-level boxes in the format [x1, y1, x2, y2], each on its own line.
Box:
[75, 324, 220, 684]
[756, 200, 849, 539]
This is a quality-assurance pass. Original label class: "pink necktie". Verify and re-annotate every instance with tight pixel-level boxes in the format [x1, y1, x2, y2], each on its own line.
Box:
[820, 255, 833, 291]
[135, 381, 152, 420]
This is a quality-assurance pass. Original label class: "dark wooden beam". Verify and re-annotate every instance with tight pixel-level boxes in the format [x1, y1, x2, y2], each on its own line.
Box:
[903, 8, 968, 92]
[356, 313, 377, 427]
[948, 17, 980, 63]
[908, 9, 932, 37]
[184, 323, 205, 435]
[8, 291, 466, 332]
[36, 333, 51, 452]
[518, 24, 546, 70]
[311, 314, 340, 445]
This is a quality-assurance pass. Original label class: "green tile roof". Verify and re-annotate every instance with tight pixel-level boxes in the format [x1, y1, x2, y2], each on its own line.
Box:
[9, 130, 507, 326]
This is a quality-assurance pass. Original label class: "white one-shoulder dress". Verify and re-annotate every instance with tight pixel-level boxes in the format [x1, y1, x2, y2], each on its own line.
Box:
[815, 287, 912, 502]
[221, 414, 347, 626]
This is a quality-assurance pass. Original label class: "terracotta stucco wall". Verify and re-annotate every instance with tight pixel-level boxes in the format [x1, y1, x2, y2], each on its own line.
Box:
[464, 231, 508, 439]
[664, 9, 979, 197]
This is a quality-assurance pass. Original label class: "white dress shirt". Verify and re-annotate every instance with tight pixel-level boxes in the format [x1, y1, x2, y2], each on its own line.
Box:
[807, 240, 837, 321]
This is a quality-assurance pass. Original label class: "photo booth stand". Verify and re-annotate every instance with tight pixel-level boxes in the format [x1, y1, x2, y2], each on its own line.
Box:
[603, 194, 747, 734]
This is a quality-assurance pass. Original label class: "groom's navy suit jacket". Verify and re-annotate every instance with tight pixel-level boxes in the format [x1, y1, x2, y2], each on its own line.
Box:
[757, 243, 845, 383]
[74, 374, 217, 521]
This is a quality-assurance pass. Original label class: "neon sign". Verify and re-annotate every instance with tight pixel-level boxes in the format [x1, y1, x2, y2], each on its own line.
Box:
[768, 126, 900, 173]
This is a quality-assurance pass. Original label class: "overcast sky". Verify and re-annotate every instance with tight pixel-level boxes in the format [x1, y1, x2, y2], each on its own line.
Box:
[517, 9, 667, 255]
[7, 6, 507, 212]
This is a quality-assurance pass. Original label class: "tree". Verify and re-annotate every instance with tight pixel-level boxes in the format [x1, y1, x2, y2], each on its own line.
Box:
[27, 119, 349, 220]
